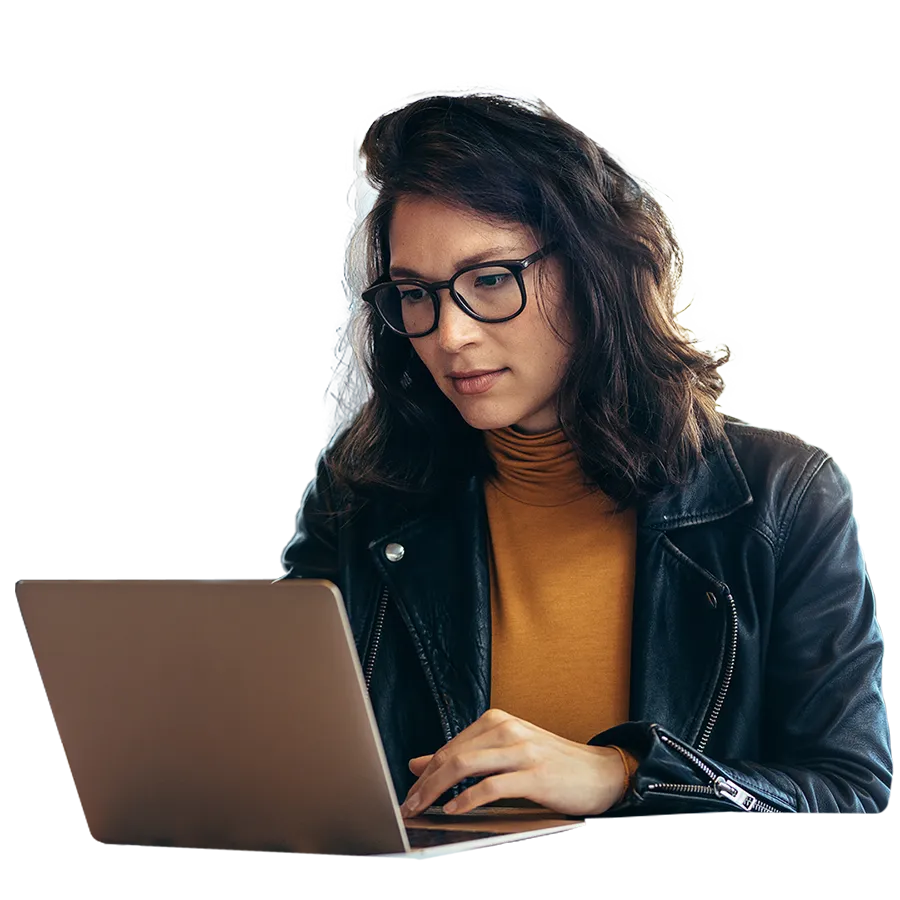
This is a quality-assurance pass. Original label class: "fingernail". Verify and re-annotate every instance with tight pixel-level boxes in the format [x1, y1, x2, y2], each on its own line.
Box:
[404, 793, 419, 814]
[444, 799, 458, 813]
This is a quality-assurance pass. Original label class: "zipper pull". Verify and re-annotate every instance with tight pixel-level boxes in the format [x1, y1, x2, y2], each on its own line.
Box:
[713, 776, 758, 811]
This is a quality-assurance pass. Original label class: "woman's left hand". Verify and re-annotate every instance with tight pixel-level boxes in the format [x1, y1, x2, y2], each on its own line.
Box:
[399, 708, 627, 818]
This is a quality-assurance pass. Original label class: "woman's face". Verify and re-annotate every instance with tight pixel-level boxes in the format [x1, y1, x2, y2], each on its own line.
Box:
[388, 195, 574, 435]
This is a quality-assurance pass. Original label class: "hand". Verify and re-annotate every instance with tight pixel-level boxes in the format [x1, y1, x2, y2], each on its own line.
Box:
[398, 708, 628, 818]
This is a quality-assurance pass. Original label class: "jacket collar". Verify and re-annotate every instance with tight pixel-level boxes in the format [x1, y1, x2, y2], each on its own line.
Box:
[638, 428, 753, 530]
[373, 424, 754, 538]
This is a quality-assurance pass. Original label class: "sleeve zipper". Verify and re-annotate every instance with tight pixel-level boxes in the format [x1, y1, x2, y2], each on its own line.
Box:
[647, 731, 784, 812]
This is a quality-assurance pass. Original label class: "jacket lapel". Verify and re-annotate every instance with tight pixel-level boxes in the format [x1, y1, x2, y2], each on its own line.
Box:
[367, 476, 492, 736]
[631, 434, 753, 740]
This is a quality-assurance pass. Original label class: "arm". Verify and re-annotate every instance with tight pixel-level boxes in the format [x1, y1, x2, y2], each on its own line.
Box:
[590, 457, 892, 813]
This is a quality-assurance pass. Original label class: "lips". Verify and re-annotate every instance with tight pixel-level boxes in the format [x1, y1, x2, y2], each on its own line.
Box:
[449, 368, 507, 395]
[448, 368, 504, 378]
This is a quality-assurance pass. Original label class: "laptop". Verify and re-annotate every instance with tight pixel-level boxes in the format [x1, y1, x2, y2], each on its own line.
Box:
[15, 579, 584, 857]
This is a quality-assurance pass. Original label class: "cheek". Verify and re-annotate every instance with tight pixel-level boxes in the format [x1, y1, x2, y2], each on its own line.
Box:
[520, 308, 570, 365]
[540, 307, 576, 369]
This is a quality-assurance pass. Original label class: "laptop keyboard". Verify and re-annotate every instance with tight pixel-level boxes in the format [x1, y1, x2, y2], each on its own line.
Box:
[405, 827, 501, 849]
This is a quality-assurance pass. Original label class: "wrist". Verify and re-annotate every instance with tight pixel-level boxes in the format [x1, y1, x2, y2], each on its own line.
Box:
[587, 744, 632, 813]
[606, 745, 631, 804]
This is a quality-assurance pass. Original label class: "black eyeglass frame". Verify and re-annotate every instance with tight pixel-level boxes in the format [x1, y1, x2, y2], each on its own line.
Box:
[361, 241, 559, 338]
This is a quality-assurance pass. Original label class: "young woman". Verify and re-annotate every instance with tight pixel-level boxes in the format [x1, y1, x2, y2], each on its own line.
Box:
[280, 93, 891, 816]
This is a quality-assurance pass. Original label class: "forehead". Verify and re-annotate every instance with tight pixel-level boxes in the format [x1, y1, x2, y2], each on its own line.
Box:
[388, 195, 531, 259]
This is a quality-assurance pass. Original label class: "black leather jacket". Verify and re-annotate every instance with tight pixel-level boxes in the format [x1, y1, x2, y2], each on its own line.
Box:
[280, 418, 892, 814]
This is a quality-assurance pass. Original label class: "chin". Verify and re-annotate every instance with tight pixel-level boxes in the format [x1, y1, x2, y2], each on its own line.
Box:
[453, 404, 519, 432]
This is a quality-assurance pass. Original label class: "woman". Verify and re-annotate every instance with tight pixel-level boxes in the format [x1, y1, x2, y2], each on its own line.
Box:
[281, 93, 891, 815]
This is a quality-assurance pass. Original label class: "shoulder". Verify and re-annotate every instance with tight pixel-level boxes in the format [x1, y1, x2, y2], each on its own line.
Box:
[721, 415, 850, 558]
[723, 415, 832, 498]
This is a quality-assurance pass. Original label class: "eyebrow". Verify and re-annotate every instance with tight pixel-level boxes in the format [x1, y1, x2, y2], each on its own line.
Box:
[388, 246, 523, 280]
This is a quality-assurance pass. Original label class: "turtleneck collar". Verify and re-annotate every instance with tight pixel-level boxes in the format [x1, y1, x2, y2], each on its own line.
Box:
[483, 424, 608, 508]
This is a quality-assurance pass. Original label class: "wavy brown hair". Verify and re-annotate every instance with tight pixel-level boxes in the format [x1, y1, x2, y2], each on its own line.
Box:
[323, 92, 729, 512]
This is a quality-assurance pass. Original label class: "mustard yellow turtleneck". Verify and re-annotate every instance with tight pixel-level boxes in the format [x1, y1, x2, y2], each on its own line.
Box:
[483, 424, 638, 761]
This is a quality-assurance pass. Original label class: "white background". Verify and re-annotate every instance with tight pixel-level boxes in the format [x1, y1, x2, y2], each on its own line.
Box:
[2, 1, 896, 896]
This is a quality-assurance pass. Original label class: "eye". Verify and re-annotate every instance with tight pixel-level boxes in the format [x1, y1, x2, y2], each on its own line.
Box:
[399, 287, 429, 303]
[473, 272, 510, 289]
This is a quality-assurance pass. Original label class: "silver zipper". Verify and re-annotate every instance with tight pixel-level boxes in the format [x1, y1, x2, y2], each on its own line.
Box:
[644, 584, 783, 813]
[658, 538, 737, 753]
[696, 587, 738, 753]
[363, 584, 389, 691]
[649, 732, 783, 812]
[362, 583, 456, 780]
[660, 731, 720, 781]
[361, 585, 460, 799]
[645, 782, 717, 798]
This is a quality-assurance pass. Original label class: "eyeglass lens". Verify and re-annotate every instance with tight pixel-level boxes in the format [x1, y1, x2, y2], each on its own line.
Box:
[372, 265, 523, 336]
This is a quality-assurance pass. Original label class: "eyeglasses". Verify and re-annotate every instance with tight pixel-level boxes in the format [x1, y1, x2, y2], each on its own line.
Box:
[361, 241, 558, 338]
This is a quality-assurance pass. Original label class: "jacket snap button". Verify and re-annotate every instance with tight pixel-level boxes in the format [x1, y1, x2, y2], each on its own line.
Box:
[384, 542, 405, 563]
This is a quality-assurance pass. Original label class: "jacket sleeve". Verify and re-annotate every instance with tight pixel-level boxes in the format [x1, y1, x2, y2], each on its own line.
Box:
[279, 447, 343, 582]
[588, 456, 892, 814]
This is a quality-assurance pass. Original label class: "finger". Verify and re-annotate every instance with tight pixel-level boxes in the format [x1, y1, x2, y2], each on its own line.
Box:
[442, 770, 536, 815]
[404, 709, 529, 801]
[408, 755, 432, 773]
[400, 743, 534, 817]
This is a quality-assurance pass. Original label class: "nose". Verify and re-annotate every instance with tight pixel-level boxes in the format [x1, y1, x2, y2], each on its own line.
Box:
[433, 287, 481, 352]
